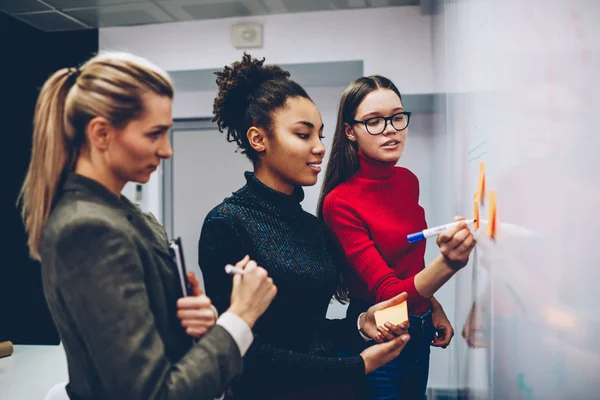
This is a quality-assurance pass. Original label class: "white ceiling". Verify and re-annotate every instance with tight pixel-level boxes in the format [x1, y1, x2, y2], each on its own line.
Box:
[0, 0, 428, 32]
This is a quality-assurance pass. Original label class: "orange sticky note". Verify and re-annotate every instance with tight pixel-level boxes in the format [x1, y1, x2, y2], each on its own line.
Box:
[477, 162, 486, 205]
[474, 194, 480, 229]
[486, 191, 497, 239]
[374, 301, 408, 328]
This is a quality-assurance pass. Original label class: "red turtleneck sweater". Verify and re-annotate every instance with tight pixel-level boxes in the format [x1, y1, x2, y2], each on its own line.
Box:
[323, 153, 430, 315]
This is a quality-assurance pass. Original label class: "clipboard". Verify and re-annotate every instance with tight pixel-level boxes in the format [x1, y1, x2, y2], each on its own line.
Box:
[169, 237, 193, 297]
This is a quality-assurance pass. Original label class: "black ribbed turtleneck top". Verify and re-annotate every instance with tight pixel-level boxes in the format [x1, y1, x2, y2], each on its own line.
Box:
[198, 172, 365, 399]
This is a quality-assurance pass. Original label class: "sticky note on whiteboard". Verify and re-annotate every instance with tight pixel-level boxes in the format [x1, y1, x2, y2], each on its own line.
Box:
[487, 191, 497, 239]
[478, 162, 486, 205]
[474, 193, 480, 229]
[374, 301, 408, 328]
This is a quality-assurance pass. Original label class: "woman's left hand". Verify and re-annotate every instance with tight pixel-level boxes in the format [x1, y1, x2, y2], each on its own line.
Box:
[430, 301, 454, 348]
[361, 293, 410, 343]
[176, 272, 218, 338]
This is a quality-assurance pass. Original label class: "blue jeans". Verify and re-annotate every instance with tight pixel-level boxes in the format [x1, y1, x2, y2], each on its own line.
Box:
[363, 309, 435, 400]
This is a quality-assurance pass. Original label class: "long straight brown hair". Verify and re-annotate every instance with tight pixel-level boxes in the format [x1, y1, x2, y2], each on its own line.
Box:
[18, 52, 173, 261]
[317, 75, 403, 219]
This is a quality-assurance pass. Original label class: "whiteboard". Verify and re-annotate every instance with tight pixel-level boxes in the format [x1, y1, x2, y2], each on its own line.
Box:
[437, 0, 600, 398]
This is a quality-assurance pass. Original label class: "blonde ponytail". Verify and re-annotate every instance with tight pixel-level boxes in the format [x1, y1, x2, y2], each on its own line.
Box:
[19, 69, 78, 261]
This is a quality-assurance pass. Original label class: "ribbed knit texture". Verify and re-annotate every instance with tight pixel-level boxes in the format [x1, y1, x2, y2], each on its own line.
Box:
[199, 172, 365, 399]
[323, 152, 430, 315]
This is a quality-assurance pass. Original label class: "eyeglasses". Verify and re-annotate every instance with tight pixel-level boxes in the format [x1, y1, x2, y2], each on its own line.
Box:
[351, 111, 412, 135]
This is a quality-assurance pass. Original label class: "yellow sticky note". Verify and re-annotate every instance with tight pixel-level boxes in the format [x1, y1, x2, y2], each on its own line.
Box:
[478, 162, 486, 205]
[374, 301, 408, 328]
[474, 193, 480, 229]
[486, 191, 497, 239]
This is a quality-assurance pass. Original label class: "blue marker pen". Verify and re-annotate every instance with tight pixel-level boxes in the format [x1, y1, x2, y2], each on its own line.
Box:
[407, 219, 476, 244]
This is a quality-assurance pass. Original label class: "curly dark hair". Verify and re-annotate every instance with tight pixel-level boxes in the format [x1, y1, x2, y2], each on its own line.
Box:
[212, 53, 312, 161]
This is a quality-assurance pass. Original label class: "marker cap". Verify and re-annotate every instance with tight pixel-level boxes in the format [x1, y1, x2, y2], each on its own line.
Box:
[407, 232, 425, 244]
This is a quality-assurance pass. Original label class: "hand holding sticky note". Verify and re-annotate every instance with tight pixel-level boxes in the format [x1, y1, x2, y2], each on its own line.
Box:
[374, 300, 409, 328]
[361, 293, 410, 341]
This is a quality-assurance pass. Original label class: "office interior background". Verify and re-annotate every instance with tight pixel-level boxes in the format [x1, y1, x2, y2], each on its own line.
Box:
[1, 0, 598, 398]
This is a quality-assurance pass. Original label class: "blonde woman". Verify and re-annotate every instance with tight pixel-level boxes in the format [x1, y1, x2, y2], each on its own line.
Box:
[19, 52, 276, 400]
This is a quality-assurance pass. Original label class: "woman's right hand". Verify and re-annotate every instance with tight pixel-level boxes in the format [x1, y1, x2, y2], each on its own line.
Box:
[360, 329, 410, 374]
[226, 255, 277, 329]
[436, 216, 476, 271]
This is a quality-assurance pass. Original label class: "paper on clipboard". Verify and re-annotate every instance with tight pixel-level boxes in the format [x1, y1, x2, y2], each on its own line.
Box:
[169, 237, 193, 297]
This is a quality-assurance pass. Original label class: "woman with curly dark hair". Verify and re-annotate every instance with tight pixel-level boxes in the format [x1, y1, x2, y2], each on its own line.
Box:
[197, 53, 414, 400]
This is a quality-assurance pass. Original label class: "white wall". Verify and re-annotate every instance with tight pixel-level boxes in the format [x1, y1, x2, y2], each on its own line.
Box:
[108, 5, 435, 221]
[99, 6, 434, 94]
[108, 5, 436, 223]
[122, 166, 164, 222]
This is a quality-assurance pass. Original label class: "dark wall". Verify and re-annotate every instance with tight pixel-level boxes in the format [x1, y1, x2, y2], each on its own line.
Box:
[0, 12, 98, 344]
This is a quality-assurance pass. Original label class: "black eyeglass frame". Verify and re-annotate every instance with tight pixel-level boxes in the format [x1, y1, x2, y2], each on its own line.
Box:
[350, 111, 412, 135]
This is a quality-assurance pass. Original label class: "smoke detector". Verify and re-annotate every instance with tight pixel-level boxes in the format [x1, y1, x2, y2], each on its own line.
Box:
[232, 23, 263, 49]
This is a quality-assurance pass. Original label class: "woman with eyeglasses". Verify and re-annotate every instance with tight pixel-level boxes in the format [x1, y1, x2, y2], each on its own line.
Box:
[317, 76, 476, 399]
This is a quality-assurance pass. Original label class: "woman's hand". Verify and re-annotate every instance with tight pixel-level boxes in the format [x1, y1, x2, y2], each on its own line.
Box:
[436, 216, 476, 271]
[430, 300, 454, 348]
[360, 330, 410, 374]
[360, 293, 410, 343]
[176, 272, 218, 338]
[227, 256, 277, 329]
